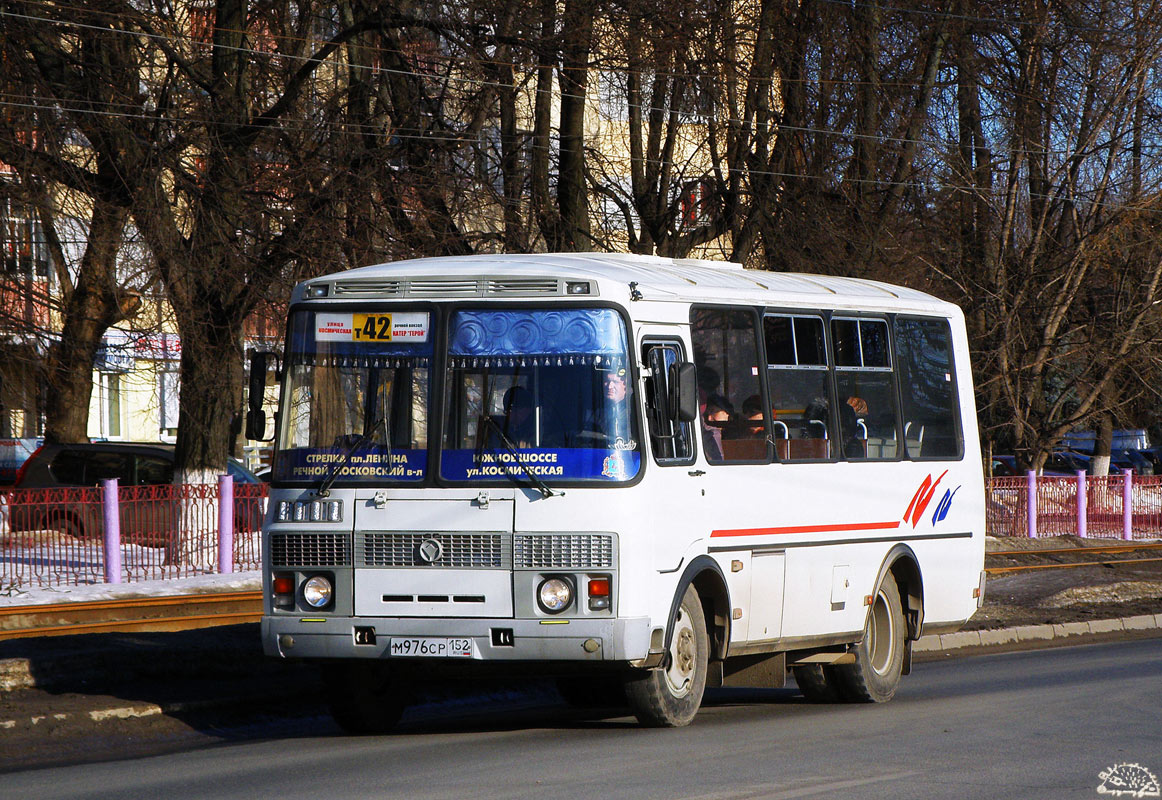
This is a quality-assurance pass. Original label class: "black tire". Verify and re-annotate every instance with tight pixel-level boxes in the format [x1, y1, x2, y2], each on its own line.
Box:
[323, 660, 408, 734]
[555, 675, 627, 709]
[624, 585, 708, 727]
[792, 664, 844, 703]
[831, 578, 906, 703]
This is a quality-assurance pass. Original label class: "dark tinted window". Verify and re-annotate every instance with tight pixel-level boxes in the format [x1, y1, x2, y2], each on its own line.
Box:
[764, 314, 834, 461]
[832, 318, 899, 460]
[794, 318, 827, 366]
[48, 451, 88, 484]
[136, 456, 174, 485]
[643, 342, 694, 463]
[83, 452, 133, 484]
[831, 319, 861, 367]
[692, 307, 766, 463]
[894, 317, 962, 459]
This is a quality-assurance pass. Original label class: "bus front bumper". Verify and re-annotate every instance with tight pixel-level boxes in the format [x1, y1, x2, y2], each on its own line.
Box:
[262, 615, 654, 663]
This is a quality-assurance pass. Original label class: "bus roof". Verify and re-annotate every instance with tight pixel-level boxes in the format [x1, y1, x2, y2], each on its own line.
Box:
[296, 252, 957, 314]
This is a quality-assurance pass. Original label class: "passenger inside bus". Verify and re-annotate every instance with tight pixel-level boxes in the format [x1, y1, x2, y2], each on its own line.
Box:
[695, 365, 730, 461]
[841, 395, 869, 458]
[501, 386, 539, 448]
[741, 395, 766, 439]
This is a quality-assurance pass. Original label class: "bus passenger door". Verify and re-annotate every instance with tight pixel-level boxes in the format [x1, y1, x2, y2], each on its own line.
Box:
[640, 336, 707, 573]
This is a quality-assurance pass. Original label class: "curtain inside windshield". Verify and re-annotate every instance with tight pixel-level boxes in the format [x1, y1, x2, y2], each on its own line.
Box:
[274, 311, 431, 483]
[441, 309, 640, 483]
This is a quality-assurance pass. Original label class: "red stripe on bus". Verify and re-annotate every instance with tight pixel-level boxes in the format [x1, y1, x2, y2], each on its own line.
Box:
[710, 520, 903, 538]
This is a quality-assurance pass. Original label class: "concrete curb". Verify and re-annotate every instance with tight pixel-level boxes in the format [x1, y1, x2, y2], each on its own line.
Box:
[912, 613, 1162, 653]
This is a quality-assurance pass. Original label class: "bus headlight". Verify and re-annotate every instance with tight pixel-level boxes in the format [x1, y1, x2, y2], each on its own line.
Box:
[302, 575, 334, 608]
[537, 577, 573, 614]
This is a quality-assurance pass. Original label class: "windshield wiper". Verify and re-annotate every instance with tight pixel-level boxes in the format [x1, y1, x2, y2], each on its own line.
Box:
[477, 415, 563, 499]
[317, 415, 387, 497]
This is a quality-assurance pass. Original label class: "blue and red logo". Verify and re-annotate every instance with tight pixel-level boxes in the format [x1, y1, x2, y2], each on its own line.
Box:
[902, 471, 961, 528]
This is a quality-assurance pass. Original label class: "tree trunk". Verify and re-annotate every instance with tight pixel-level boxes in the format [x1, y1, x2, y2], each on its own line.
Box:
[1092, 414, 1113, 477]
[43, 200, 133, 443]
[556, 0, 594, 251]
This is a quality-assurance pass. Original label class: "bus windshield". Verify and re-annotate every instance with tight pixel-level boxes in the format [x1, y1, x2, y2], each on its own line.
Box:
[274, 309, 432, 484]
[440, 308, 640, 484]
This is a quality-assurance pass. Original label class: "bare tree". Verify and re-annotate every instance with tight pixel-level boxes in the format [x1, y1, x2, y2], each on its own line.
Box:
[0, 10, 142, 443]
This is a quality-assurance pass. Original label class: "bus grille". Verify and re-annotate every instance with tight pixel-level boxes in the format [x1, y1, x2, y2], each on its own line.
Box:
[270, 532, 351, 567]
[357, 532, 509, 568]
[513, 534, 615, 569]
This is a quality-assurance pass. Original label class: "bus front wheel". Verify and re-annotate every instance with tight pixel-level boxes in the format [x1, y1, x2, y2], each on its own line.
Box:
[323, 660, 408, 734]
[832, 578, 906, 703]
[625, 585, 708, 727]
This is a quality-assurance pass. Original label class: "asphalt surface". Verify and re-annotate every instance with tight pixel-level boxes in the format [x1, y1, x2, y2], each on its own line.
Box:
[2, 637, 1160, 799]
[2, 536, 1161, 775]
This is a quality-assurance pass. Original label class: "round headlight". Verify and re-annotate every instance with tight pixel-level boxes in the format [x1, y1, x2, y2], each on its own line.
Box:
[537, 577, 573, 614]
[302, 575, 333, 608]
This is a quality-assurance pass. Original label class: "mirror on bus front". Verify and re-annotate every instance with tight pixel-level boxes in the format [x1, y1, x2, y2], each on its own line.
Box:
[669, 362, 698, 422]
[246, 351, 276, 442]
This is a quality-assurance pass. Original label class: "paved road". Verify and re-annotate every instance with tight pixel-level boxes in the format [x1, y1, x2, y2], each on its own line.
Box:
[2, 638, 1160, 800]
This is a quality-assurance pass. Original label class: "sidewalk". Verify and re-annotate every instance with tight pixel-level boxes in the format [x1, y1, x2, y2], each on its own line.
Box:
[913, 613, 1162, 655]
[0, 571, 260, 609]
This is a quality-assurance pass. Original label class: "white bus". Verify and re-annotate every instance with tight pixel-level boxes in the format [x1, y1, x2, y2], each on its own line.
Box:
[251, 253, 985, 730]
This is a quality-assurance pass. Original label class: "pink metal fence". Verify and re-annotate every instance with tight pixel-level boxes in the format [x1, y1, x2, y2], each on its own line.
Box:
[985, 472, 1162, 540]
[0, 480, 267, 591]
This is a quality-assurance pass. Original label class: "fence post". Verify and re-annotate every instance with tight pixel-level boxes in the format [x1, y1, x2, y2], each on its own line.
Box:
[102, 478, 122, 584]
[1123, 468, 1133, 541]
[1076, 470, 1087, 539]
[1026, 470, 1038, 539]
[218, 474, 234, 574]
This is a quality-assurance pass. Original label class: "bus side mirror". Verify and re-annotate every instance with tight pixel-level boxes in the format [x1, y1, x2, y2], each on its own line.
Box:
[669, 362, 698, 422]
[246, 351, 276, 442]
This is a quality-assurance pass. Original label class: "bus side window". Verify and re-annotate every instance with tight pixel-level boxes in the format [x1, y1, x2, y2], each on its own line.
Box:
[692, 308, 767, 463]
[831, 318, 900, 460]
[643, 342, 694, 464]
[764, 314, 834, 461]
[894, 317, 963, 459]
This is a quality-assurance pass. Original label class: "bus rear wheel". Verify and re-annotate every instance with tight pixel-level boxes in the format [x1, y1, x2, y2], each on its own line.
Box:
[624, 585, 708, 727]
[832, 578, 906, 703]
[323, 660, 408, 734]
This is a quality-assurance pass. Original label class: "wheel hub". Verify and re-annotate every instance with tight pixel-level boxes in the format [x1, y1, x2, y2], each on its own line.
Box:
[665, 610, 695, 696]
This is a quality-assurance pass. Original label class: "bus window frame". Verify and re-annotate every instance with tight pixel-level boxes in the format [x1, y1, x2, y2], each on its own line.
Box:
[761, 309, 836, 463]
[830, 314, 901, 462]
[893, 314, 966, 462]
[690, 304, 772, 466]
[641, 337, 697, 467]
[273, 300, 443, 488]
[432, 299, 647, 490]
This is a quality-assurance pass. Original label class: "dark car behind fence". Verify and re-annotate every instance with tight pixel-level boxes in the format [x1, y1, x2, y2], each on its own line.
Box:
[1, 480, 266, 590]
[986, 472, 1162, 540]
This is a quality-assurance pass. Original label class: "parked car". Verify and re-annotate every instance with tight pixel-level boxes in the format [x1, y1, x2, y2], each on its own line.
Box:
[1112, 449, 1154, 476]
[1139, 447, 1162, 475]
[9, 442, 263, 544]
[1045, 451, 1091, 475]
[988, 455, 1019, 477]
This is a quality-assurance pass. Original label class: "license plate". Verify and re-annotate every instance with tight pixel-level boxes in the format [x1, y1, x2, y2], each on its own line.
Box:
[389, 637, 473, 658]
